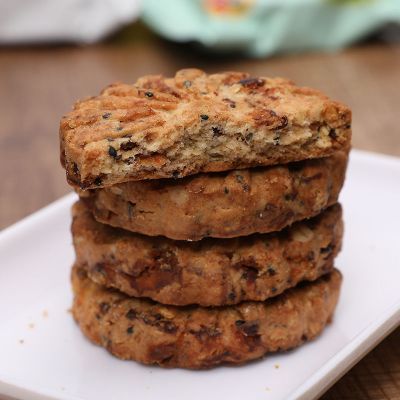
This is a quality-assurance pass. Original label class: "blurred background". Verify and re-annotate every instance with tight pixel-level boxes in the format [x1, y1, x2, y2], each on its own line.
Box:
[0, 2, 399, 397]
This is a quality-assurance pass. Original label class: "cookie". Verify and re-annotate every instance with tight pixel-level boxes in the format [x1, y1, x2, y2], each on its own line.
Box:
[60, 69, 351, 189]
[72, 265, 342, 369]
[72, 201, 343, 306]
[80, 151, 347, 240]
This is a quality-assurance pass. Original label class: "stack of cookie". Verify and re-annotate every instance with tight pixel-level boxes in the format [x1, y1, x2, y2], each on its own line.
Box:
[60, 69, 351, 369]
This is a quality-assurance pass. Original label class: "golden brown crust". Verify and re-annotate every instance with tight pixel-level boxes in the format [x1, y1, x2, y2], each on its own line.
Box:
[60, 69, 351, 189]
[72, 265, 342, 369]
[72, 201, 343, 306]
[79, 152, 347, 240]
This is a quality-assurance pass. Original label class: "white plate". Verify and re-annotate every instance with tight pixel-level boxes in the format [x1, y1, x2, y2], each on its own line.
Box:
[1, 149, 400, 400]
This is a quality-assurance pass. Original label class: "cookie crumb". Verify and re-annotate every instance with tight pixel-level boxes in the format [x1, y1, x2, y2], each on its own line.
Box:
[42, 310, 49, 318]
[274, 364, 280, 369]
[28, 323, 35, 329]
[19, 339, 24, 344]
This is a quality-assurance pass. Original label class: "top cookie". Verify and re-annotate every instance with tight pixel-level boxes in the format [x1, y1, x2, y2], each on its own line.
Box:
[60, 69, 351, 189]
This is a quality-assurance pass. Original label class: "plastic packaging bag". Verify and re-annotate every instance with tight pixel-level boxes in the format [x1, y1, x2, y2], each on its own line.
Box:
[142, 0, 400, 57]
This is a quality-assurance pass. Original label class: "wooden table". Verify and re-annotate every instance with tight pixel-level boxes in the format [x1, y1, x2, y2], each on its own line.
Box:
[1, 41, 399, 399]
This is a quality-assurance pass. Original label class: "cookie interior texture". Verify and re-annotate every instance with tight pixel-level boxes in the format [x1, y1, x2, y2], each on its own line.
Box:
[72, 201, 343, 306]
[72, 265, 342, 369]
[60, 69, 351, 189]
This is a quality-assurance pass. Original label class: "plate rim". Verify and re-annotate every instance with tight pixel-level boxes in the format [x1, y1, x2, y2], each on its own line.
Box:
[290, 301, 400, 400]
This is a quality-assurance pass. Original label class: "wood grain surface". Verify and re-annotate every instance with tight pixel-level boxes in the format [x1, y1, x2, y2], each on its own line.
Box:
[0, 41, 399, 399]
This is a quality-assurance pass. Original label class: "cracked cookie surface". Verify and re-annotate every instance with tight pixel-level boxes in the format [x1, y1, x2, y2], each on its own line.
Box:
[72, 265, 342, 369]
[79, 151, 347, 240]
[60, 69, 351, 189]
[72, 201, 343, 306]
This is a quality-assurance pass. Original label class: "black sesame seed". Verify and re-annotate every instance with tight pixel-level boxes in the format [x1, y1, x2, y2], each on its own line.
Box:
[224, 187, 229, 194]
[212, 126, 223, 137]
[284, 193, 296, 201]
[72, 162, 79, 174]
[329, 128, 337, 140]
[235, 320, 245, 326]
[94, 263, 105, 274]
[116, 126, 123, 131]
[145, 91, 154, 98]
[320, 243, 334, 254]
[126, 309, 137, 320]
[241, 323, 259, 336]
[153, 313, 163, 321]
[108, 146, 117, 158]
[127, 201, 136, 219]
[99, 302, 110, 314]
[94, 177, 102, 186]
[235, 174, 249, 192]
[120, 141, 136, 151]
[245, 132, 253, 143]
[161, 321, 178, 334]
[200, 114, 209, 121]
[126, 326, 134, 335]
[228, 291, 236, 301]
[183, 80, 192, 88]
[235, 174, 244, 183]
[102, 112, 111, 119]
[267, 267, 276, 276]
